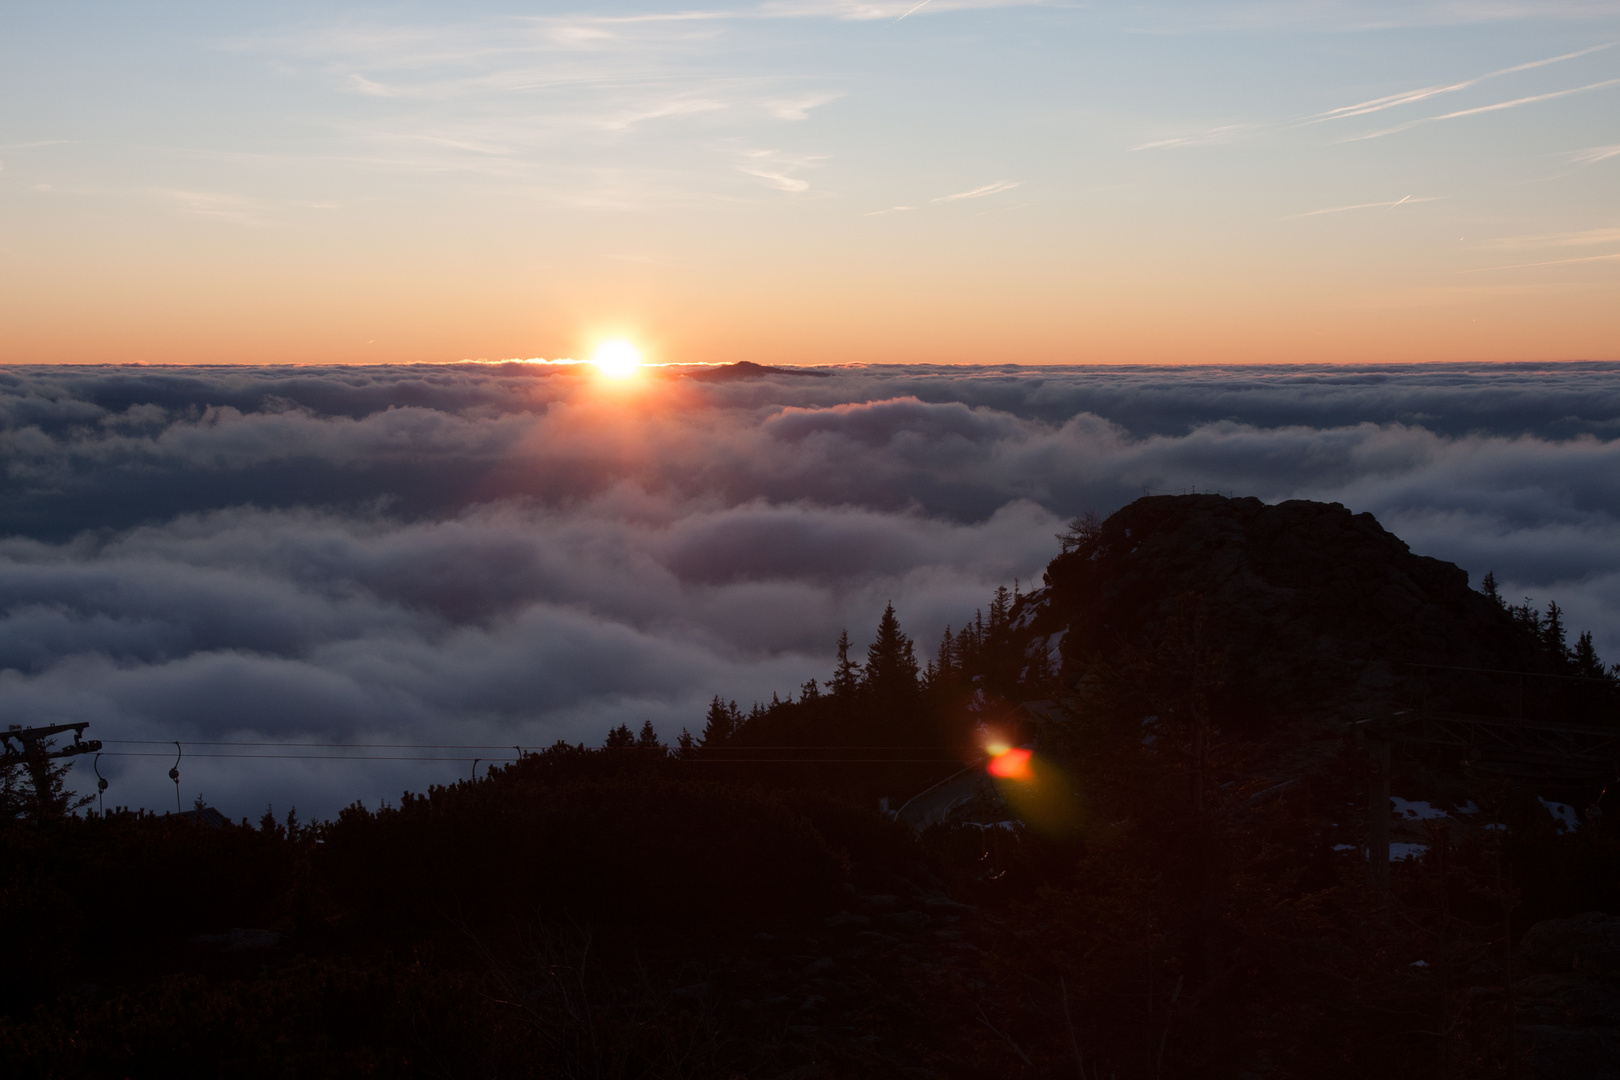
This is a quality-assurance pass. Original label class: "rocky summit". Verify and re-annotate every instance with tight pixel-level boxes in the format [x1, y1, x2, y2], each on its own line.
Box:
[1030, 494, 1558, 730]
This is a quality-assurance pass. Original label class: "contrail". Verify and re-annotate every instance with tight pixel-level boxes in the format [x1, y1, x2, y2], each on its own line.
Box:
[1308, 41, 1615, 125]
[896, 0, 934, 21]
[1348, 76, 1620, 141]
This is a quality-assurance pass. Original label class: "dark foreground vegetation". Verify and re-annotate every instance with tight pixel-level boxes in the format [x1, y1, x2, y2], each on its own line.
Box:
[4, 495, 1620, 1079]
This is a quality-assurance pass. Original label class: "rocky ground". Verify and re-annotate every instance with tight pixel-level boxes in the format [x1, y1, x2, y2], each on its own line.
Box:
[1516, 912, 1620, 1080]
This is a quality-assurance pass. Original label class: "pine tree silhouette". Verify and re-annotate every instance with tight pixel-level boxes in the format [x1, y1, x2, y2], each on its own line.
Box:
[988, 585, 1012, 632]
[604, 724, 635, 749]
[1542, 600, 1570, 664]
[1572, 632, 1602, 678]
[931, 625, 955, 686]
[1512, 598, 1539, 634]
[830, 630, 861, 698]
[635, 721, 662, 749]
[700, 697, 742, 747]
[864, 603, 918, 697]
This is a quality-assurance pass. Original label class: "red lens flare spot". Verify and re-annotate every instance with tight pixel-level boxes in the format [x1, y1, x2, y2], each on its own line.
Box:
[987, 747, 1032, 780]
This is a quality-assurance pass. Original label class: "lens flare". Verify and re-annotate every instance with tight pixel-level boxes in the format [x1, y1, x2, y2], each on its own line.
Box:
[591, 340, 642, 378]
[986, 747, 1032, 780]
[984, 744, 1084, 837]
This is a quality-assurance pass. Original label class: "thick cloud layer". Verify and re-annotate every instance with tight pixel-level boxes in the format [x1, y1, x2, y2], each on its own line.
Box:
[3, 362, 1618, 817]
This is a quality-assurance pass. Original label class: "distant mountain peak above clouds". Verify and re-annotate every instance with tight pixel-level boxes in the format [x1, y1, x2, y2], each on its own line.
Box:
[680, 361, 829, 382]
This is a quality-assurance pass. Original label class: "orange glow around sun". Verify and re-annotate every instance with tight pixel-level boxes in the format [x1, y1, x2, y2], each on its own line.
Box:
[591, 340, 643, 379]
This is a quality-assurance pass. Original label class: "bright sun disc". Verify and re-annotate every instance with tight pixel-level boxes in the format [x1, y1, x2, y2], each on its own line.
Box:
[592, 340, 642, 378]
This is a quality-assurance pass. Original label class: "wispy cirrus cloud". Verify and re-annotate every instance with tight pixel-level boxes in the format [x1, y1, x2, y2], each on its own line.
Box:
[729, 145, 827, 192]
[753, 0, 1039, 20]
[1480, 226, 1620, 248]
[1291, 195, 1443, 217]
[1121, 1, 1620, 34]
[1569, 142, 1620, 162]
[1464, 252, 1620, 271]
[150, 189, 269, 227]
[933, 180, 1021, 202]
[766, 92, 845, 120]
[224, 11, 854, 207]
[1132, 122, 1265, 151]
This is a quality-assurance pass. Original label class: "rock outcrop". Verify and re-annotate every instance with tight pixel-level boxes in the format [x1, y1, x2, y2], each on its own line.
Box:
[1035, 494, 1559, 730]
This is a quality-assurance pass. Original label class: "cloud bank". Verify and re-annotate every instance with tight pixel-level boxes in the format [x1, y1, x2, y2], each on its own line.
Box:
[3, 362, 1618, 817]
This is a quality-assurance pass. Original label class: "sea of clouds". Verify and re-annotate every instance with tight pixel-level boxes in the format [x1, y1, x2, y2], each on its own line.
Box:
[3, 361, 1618, 818]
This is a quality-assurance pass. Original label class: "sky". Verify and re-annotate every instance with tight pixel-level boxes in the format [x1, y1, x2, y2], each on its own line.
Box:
[2, 1, 1618, 818]
[2, 1, 1619, 366]
[3, 361, 1618, 818]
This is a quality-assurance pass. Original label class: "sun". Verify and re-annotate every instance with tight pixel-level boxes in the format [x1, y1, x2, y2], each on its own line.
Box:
[591, 339, 642, 378]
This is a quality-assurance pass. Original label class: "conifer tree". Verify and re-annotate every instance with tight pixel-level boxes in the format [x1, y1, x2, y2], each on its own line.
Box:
[1512, 598, 1539, 634]
[932, 626, 955, 686]
[1542, 600, 1570, 663]
[604, 723, 635, 749]
[1573, 631, 1606, 679]
[0, 749, 24, 821]
[864, 603, 919, 697]
[830, 630, 862, 698]
[635, 721, 662, 749]
[1481, 570, 1505, 607]
[700, 696, 742, 746]
[989, 586, 1012, 631]
[799, 678, 820, 702]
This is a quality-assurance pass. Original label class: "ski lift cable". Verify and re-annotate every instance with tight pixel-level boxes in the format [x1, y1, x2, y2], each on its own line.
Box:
[99, 739, 984, 751]
[92, 750, 968, 763]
